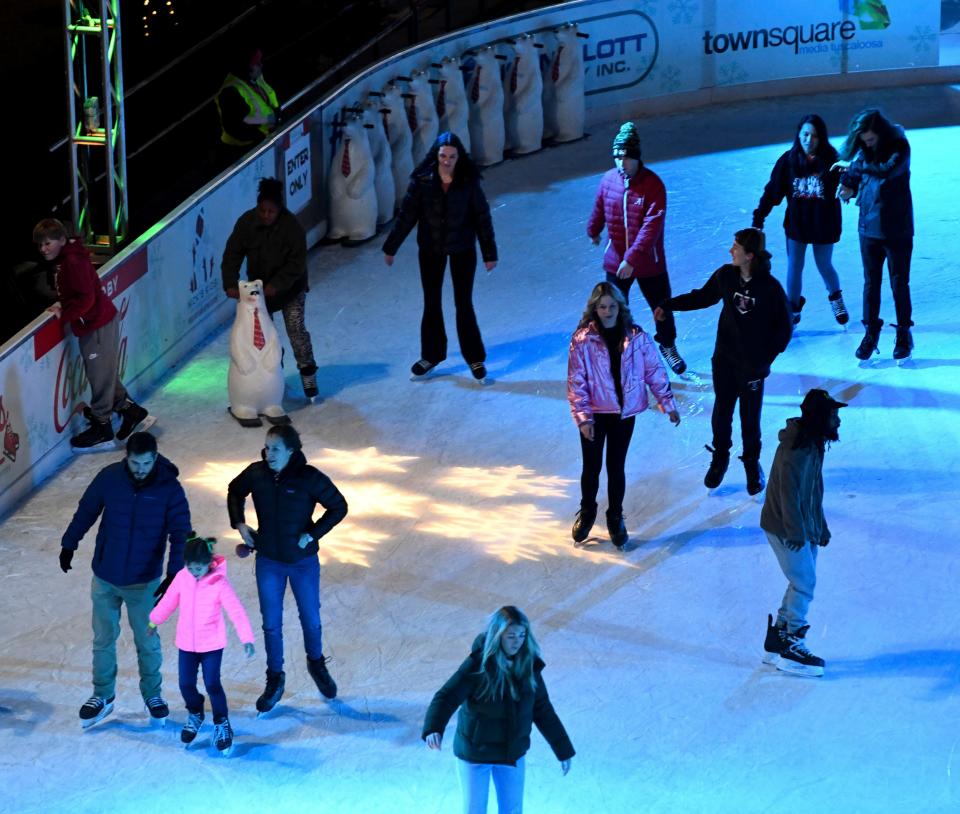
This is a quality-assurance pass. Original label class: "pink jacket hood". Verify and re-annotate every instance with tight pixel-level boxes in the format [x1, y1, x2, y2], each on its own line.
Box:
[567, 323, 677, 425]
[149, 554, 255, 652]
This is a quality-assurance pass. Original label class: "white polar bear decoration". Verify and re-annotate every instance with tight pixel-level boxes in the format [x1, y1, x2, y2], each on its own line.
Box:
[503, 34, 544, 155]
[467, 46, 505, 167]
[407, 69, 440, 166]
[228, 280, 286, 426]
[547, 23, 586, 143]
[432, 56, 471, 152]
[361, 97, 396, 225]
[326, 116, 378, 243]
[381, 83, 415, 212]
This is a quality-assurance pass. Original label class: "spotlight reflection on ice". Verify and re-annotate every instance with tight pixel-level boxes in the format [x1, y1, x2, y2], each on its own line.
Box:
[312, 446, 419, 475]
[438, 465, 574, 498]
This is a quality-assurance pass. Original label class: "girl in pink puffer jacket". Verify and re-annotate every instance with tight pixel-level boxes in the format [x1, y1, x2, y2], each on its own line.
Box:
[567, 282, 680, 549]
[149, 535, 254, 756]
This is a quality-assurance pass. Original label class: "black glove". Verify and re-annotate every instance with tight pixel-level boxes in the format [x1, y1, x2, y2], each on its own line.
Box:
[59, 548, 74, 573]
[153, 575, 174, 605]
[784, 539, 804, 552]
[818, 536, 830, 548]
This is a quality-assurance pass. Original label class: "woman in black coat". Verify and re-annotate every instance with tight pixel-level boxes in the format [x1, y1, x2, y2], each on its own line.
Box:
[422, 606, 573, 813]
[382, 131, 498, 383]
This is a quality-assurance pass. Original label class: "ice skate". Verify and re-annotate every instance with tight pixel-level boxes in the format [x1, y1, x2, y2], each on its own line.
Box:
[213, 718, 234, 757]
[828, 290, 849, 326]
[762, 614, 786, 665]
[181, 710, 204, 746]
[657, 343, 687, 375]
[777, 626, 825, 677]
[307, 655, 338, 700]
[469, 362, 488, 385]
[892, 324, 913, 365]
[145, 696, 169, 727]
[704, 445, 729, 489]
[410, 359, 439, 381]
[79, 695, 114, 729]
[115, 401, 151, 442]
[606, 511, 628, 549]
[571, 504, 597, 544]
[70, 417, 117, 454]
[256, 669, 285, 715]
[740, 456, 765, 496]
[855, 321, 882, 363]
[300, 364, 320, 401]
[790, 296, 805, 326]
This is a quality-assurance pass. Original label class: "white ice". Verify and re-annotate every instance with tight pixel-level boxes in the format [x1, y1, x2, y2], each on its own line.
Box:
[2, 84, 960, 814]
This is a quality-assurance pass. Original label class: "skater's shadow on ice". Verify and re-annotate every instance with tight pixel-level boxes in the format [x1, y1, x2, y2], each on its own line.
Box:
[298, 363, 390, 399]
[0, 690, 54, 736]
[826, 649, 960, 695]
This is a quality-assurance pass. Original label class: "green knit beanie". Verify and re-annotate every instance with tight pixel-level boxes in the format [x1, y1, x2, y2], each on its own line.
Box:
[612, 122, 641, 160]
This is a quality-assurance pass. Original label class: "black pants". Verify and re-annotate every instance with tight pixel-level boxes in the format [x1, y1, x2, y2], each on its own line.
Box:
[606, 271, 676, 346]
[711, 359, 763, 460]
[419, 249, 485, 364]
[179, 648, 228, 722]
[579, 413, 636, 516]
[859, 235, 913, 328]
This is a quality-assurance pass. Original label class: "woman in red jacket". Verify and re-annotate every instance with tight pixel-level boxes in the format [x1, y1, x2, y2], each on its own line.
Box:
[567, 282, 680, 548]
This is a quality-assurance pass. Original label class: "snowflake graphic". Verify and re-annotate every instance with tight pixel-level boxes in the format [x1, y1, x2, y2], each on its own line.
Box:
[658, 64, 682, 93]
[636, 0, 657, 13]
[909, 25, 936, 53]
[667, 0, 696, 24]
[717, 62, 749, 86]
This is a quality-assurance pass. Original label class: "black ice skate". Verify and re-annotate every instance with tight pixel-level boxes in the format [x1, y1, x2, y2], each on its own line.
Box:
[307, 655, 338, 699]
[762, 614, 786, 665]
[571, 504, 597, 544]
[181, 710, 204, 745]
[214, 718, 234, 757]
[410, 359, 439, 381]
[790, 296, 806, 326]
[115, 401, 150, 441]
[606, 511, 628, 549]
[70, 416, 116, 453]
[145, 696, 169, 726]
[777, 626, 825, 677]
[855, 320, 882, 361]
[256, 669, 286, 714]
[892, 324, 914, 364]
[79, 695, 115, 729]
[658, 343, 687, 375]
[828, 290, 849, 326]
[300, 364, 320, 401]
[739, 456, 765, 496]
[469, 361, 488, 385]
[704, 445, 729, 489]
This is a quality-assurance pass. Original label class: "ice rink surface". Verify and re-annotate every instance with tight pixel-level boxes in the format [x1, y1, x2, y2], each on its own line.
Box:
[2, 83, 960, 814]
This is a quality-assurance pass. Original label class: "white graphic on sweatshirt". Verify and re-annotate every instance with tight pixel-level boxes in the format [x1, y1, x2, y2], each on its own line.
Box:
[734, 289, 755, 315]
[792, 173, 826, 200]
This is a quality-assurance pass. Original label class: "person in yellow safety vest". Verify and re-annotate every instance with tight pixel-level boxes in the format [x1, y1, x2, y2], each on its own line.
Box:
[216, 48, 280, 148]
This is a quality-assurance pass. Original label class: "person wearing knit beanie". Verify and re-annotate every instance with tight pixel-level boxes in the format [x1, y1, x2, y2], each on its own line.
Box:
[586, 122, 687, 375]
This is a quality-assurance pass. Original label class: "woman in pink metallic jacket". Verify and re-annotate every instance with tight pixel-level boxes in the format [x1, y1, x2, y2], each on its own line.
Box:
[567, 282, 680, 548]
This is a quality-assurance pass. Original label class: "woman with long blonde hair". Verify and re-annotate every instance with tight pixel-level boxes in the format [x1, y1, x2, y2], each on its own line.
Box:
[422, 606, 574, 813]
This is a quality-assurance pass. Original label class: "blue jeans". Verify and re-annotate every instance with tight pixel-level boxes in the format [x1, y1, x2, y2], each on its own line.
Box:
[179, 648, 228, 722]
[457, 757, 525, 814]
[765, 531, 819, 633]
[255, 554, 323, 673]
[784, 238, 841, 306]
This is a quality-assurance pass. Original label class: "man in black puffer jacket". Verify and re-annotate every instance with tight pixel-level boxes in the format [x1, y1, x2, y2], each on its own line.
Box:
[227, 424, 347, 713]
[60, 431, 191, 728]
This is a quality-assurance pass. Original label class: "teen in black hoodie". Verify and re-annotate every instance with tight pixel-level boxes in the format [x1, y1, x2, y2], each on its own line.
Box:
[655, 228, 792, 494]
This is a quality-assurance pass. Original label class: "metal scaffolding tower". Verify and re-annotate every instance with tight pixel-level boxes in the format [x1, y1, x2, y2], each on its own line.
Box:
[63, 0, 128, 253]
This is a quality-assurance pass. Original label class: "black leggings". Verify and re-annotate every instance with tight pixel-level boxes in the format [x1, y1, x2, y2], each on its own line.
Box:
[579, 413, 636, 515]
[418, 249, 485, 364]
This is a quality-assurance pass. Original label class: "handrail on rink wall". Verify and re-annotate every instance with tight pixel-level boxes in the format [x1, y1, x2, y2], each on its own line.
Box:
[0, 0, 951, 515]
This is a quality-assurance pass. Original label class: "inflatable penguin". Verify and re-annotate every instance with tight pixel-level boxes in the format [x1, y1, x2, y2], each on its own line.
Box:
[503, 34, 544, 155]
[433, 56, 471, 153]
[548, 23, 586, 143]
[361, 96, 396, 225]
[407, 69, 440, 165]
[228, 280, 287, 428]
[381, 83, 415, 212]
[326, 116, 378, 244]
[467, 46, 505, 167]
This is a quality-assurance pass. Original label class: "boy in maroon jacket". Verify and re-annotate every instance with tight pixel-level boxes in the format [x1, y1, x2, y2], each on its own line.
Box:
[35, 219, 148, 451]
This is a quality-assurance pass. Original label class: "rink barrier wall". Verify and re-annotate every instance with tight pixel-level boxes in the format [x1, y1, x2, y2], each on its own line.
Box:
[0, 0, 952, 516]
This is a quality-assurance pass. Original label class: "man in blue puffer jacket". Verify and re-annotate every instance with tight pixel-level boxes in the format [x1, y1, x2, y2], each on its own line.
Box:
[60, 431, 191, 729]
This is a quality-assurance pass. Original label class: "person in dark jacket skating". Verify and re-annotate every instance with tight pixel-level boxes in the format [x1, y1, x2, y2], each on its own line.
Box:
[222, 177, 319, 399]
[382, 131, 498, 383]
[655, 228, 792, 494]
[59, 431, 191, 728]
[759, 388, 846, 678]
[227, 424, 347, 711]
[587, 121, 687, 375]
[752, 113, 848, 326]
[834, 108, 915, 361]
[423, 606, 574, 813]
